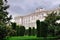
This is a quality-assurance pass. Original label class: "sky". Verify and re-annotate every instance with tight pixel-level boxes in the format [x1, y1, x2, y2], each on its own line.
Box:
[7, 0, 60, 18]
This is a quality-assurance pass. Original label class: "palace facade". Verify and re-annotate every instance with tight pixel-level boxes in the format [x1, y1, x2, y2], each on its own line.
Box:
[14, 8, 60, 29]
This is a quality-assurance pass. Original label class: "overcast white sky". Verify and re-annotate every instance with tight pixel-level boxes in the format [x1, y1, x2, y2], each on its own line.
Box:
[7, 0, 60, 18]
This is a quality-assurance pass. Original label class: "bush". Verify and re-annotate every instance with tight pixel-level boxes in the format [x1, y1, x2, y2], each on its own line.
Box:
[25, 29, 28, 36]
[11, 22, 16, 30]
[36, 20, 48, 37]
[0, 25, 7, 40]
[8, 30, 16, 36]
[40, 22, 48, 37]
[28, 27, 31, 36]
[19, 26, 25, 36]
[32, 27, 35, 36]
[16, 25, 20, 36]
[36, 20, 41, 37]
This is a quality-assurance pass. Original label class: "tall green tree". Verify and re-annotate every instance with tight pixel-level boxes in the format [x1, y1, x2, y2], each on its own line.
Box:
[45, 11, 60, 36]
[11, 22, 16, 30]
[16, 25, 20, 36]
[19, 26, 25, 36]
[36, 20, 48, 37]
[36, 20, 41, 37]
[32, 27, 35, 36]
[28, 27, 31, 36]
[40, 22, 48, 37]
[0, 0, 12, 26]
[0, 0, 12, 40]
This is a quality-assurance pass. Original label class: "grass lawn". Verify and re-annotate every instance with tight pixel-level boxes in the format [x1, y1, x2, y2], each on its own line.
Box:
[6, 36, 58, 40]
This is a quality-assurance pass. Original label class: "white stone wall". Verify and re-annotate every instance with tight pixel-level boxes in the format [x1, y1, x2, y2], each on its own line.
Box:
[14, 8, 60, 29]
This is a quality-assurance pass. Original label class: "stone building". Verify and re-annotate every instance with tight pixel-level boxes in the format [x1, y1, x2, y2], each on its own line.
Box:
[14, 8, 60, 29]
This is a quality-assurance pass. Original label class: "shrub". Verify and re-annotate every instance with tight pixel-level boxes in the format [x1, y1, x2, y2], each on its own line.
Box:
[19, 26, 25, 36]
[32, 27, 35, 36]
[36, 20, 41, 37]
[40, 22, 48, 37]
[0, 26, 7, 40]
[11, 22, 16, 30]
[28, 27, 31, 36]
[36, 20, 48, 37]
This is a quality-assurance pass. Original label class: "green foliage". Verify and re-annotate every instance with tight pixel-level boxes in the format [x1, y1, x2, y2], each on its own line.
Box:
[0, 26, 7, 40]
[19, 26, 25, 36]
[0, 1, 12, 26]
[0, 0, 3, 5]
[44, 11, 60, 36]
[45, 11, 60, 26]
[11, 22, 16, 30]
[36, 20, 48, 37]
[54, 23, 60, 36]
[16, 25, 20, 36]
[28, 27, 31, 36]
[40, 22, 48, 37]
[32, 27, 35, 36]
[0, 0, 12, 40]
[9, 30, 16, 36]
[25, 29, 28, 36]
[6, 26, 12, 36]
[36, 20, 41, 37]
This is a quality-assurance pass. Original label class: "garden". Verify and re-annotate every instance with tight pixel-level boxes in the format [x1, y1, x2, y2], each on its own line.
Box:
[0, 0, 60, 40]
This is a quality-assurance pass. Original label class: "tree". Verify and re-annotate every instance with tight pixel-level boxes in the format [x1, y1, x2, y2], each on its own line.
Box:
[32, 27, 35, 36]
[0, 0, 12, 40]
[9, 29, 16, 36]
[0, 26, 7, 40]
[54, 23, 60, 36]
[16, 25, 20, 36]
[19, 26, 25, 36]
[28, 27, 31, 36]
[36, 20, 48, 37]
[25, 29, 28, 36]
[11, 22, 16, 30]
[44, 11, 60, 36]
[40, 22, 48, 37]
[36, 20, 41, 37]
[0, 0, 12, 26]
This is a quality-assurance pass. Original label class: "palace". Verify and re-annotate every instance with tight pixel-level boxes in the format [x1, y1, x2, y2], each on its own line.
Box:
[14, 8, 60, 29]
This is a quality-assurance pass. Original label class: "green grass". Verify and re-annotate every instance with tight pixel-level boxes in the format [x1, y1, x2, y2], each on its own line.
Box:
[6, 36, 57, 40]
